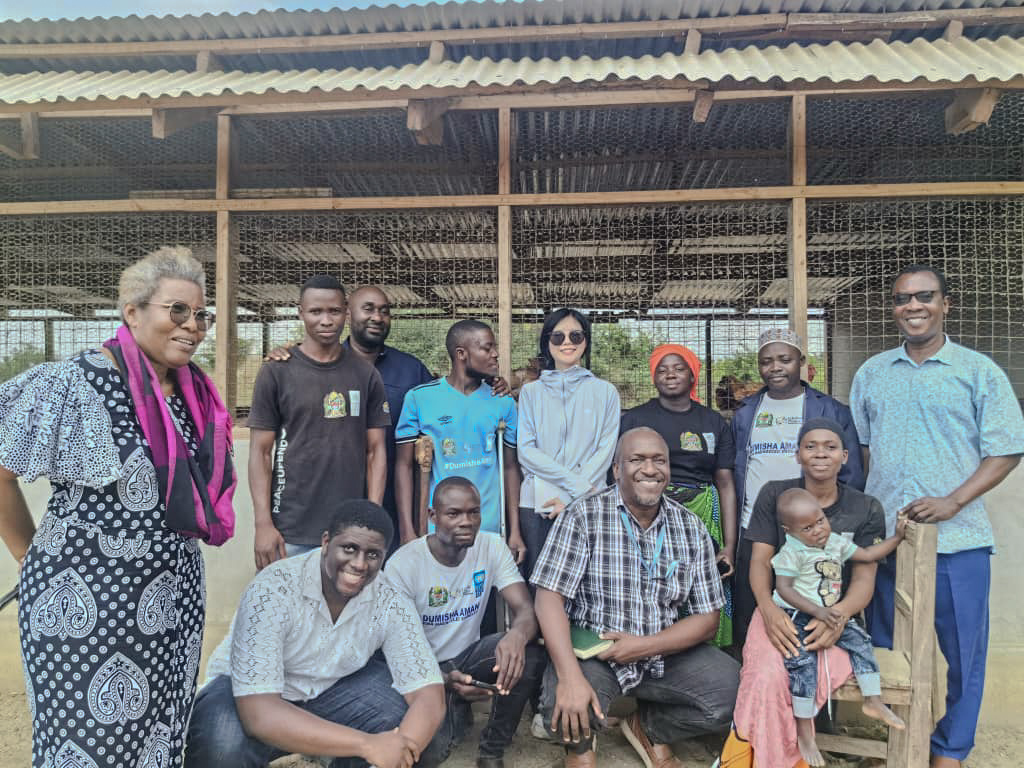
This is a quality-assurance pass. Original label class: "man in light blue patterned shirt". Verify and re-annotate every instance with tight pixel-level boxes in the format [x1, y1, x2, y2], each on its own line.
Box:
[850, 264, 1024, 768]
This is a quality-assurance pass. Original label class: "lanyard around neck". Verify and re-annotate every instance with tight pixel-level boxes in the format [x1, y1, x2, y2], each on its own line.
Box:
[618, 509, 678, 581]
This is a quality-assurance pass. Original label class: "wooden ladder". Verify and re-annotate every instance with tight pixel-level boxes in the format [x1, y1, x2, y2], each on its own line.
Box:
[816, 521, 939, 767]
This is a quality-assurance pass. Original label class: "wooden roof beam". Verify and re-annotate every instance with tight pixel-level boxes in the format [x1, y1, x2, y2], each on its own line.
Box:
[407, 98, 449, 146]
[152, 106, 219, 139]
[0, 112, 39, 160]
[945, 88, 1001, 135]
[692, 90, 714, 123]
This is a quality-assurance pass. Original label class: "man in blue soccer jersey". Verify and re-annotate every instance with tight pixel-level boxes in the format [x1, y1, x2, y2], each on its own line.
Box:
[395, 320, 522, 560]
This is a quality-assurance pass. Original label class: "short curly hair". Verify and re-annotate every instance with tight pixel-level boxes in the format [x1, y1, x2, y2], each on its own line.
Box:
[118, 246, 206, 320]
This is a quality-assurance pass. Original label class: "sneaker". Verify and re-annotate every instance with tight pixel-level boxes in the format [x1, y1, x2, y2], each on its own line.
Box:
[619, 714, 683, 768]
[532, 712, 554, 741]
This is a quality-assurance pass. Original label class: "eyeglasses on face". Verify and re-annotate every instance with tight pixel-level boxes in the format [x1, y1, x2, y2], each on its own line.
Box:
[144, 301, 215, 331]
[549, 330, 586, 346]
[892, 290, 938, 306]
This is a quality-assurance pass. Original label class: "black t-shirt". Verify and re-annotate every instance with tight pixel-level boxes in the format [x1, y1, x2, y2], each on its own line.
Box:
[248, 347, 391, 546]
[745, 478, 885, 592]
[619, 399, 736, 487]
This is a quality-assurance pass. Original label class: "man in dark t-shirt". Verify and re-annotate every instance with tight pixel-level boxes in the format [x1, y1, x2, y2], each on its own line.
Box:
[248, 275, 390, 569]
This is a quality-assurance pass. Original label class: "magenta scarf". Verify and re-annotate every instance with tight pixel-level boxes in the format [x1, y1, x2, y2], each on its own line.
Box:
[104, 325, 237, 545]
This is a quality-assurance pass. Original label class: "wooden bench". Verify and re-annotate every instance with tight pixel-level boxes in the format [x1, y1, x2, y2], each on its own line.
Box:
[816, 521, 939, 767]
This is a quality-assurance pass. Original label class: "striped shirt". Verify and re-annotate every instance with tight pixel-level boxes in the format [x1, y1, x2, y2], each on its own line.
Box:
[530, 485, 725, 692]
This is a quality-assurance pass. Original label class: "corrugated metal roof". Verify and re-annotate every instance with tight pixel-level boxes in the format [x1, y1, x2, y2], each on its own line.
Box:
[2, 36, 1021, 106]
[1, 0, 1018, 43]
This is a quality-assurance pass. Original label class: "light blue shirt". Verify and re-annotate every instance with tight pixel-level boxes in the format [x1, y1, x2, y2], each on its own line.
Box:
[395, 377, 518, 535]
[850, 337, 1024, 554]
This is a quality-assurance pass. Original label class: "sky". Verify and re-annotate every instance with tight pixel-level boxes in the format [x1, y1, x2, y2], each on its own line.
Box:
[0, 0, 465, 22]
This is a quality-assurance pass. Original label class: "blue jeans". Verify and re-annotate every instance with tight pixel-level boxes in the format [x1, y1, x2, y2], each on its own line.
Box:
[538, 642, 739, 754]
[184, 656, 413, 768]
[430, 632, 545, 761]
[867, 548, 991, 760]
[784, 610, 880, 719]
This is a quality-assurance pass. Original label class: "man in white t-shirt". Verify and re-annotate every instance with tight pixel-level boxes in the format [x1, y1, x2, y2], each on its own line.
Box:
[384, 477, 543, 768]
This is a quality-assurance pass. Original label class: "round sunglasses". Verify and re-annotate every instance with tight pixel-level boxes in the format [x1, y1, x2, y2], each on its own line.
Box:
[549, 330, 586, 345]
[144, 301, 215, 331]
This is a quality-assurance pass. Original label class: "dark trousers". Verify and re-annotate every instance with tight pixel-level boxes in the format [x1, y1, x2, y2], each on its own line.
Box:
[866, 548, 991, 760]
[731, 534, 757, 650]
[518, 506, 553, 584]
[538, 644, 739, 754]
[784, 610, 880, 719]
[431, 632, 546, 761]
[185, 656, 413, 768]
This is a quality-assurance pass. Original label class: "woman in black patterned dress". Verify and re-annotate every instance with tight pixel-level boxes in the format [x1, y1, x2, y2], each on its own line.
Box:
[0, 247, 236, 768]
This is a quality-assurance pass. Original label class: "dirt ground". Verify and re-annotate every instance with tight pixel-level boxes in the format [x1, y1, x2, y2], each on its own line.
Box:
[1, 625, 1021, 768]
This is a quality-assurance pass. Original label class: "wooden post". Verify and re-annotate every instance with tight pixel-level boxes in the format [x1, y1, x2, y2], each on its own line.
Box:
[497, 106, 513, 380]
[214, 114, 238, 413]
[788, 94, 809, 362]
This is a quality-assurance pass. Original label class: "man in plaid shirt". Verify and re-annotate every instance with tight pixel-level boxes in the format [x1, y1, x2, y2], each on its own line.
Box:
[531, 427, 740, 768]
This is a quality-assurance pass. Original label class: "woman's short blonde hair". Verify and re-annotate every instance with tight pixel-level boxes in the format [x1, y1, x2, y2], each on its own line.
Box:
[118, 246, 206, 319]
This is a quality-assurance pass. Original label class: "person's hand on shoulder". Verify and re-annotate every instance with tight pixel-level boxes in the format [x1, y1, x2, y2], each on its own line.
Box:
[489, 376, 512, 397]
[263, 341, 297, 362]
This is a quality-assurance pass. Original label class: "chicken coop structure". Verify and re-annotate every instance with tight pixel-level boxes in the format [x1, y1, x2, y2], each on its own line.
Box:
[1, 0, 1023, 414]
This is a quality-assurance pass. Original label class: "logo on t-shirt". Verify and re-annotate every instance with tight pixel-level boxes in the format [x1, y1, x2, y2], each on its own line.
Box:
[442, 438, 457, 457]
[323, 391, 347, 419]
[703, 432, 716, 454]
[472, 570, 487, 597]
[428, 586, 450, 607]
[382, 401, 390, 414]
[815, 559, 842, 607]
[438, 415, 453, 425]
[680, 431, 703, 451]
[755, 412, 774, 428]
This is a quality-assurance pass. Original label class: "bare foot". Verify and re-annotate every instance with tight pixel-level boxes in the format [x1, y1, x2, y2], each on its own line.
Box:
[862, 696, 906, 730]
[930, 758, 961, 768]
[795, 717, 825, 767]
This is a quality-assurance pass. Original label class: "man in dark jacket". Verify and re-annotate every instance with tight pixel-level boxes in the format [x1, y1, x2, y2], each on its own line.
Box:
[730, 328, 864, 648]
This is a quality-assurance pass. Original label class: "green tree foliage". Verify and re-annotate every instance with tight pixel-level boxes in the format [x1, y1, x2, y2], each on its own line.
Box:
[0, 346, 47, 384]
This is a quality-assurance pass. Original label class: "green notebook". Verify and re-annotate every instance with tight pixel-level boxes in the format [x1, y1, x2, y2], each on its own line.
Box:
[570, 625, 613, 660]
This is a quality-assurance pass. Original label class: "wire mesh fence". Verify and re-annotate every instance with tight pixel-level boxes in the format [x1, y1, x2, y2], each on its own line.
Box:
[0, 213, 216, 379]
[0, 118, 217, 202]
[812, 197, 1024, 399]
[0, 94, 1022, 415]
[808, 92, 1024, 185]
[514, 101, 792, 193]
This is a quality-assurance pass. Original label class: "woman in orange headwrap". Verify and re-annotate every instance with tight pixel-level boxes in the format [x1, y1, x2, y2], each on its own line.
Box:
[619, 344, 737, 646]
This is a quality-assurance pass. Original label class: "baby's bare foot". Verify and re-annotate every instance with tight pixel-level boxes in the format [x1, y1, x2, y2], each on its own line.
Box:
[795, 717, 825, 767]
[862, 697, 906, 730]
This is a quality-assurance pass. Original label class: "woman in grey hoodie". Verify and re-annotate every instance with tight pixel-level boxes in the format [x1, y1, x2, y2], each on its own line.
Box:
[516, 308, 621, 579]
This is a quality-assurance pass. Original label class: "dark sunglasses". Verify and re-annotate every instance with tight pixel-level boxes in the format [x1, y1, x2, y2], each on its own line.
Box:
[145, 301, 215, 331]
[549, 330, 586, 345]
[892, 290, 938, 306]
